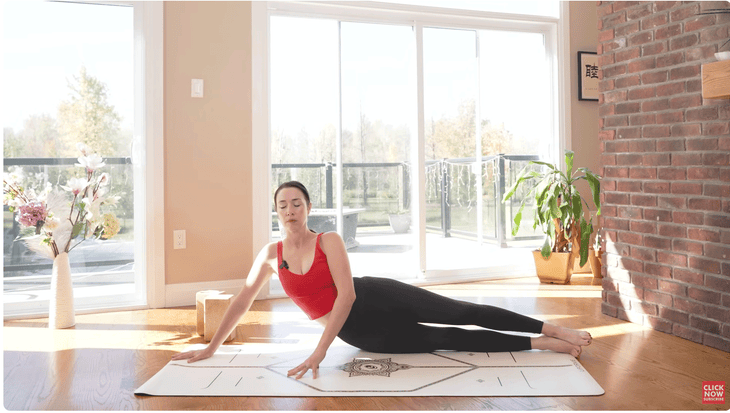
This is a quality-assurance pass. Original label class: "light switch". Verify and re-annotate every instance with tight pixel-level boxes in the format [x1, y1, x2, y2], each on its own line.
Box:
[191, 79, 204, 98]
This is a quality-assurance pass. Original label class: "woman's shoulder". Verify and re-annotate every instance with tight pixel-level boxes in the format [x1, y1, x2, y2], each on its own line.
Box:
[256, 241, 279, 261]
[318, 231, 346, 254]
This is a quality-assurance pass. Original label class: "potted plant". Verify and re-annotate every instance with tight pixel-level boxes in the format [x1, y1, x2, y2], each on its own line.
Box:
[502, 150, 601, 284]
[388, 209, 411, 234]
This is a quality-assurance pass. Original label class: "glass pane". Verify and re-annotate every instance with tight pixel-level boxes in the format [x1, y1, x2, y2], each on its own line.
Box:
[340, 22, 418, 280]
[270, 15, 339, 241]
[3, 1, 135, 310]
[269, 16, 340, 292]
[423, 27, 480, 272]
[381, 1, 559, 18]
[479, 30, 547, 243]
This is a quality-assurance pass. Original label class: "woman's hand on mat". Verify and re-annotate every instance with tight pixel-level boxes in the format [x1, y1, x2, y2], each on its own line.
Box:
[171, 347, 214, 363]
[288, 350, 326, 379]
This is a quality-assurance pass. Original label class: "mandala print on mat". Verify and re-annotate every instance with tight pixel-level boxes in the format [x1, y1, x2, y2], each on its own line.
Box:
[341, 358, 411, 377]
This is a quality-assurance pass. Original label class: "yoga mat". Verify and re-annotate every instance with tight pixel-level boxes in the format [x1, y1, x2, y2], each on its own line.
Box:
[135, 343, 604, 397]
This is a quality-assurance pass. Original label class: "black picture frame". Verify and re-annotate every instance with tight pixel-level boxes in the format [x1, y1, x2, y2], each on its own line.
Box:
[578, 51, 599, 101]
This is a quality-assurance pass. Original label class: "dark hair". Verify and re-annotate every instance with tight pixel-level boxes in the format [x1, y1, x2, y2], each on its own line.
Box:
[274, 181, 312, 205]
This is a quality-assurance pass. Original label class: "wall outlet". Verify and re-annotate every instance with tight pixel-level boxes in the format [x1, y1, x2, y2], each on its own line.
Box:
[173, 230, 186, 249]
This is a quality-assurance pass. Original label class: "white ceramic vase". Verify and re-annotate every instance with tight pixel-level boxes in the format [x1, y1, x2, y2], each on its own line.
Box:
[49, 252, 75, 329]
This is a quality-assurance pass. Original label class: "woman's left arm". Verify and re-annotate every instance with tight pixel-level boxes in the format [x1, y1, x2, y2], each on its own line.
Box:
[287, 232, 356, 379]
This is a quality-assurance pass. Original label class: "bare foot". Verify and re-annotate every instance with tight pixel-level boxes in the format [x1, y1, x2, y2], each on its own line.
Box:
[542, 324, 592, 346]
[531, 336, 582, 358]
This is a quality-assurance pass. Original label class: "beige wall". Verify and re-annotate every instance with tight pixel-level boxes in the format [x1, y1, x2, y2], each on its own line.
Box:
[569, 1, 600, 211]
[164, 1, 253, 285]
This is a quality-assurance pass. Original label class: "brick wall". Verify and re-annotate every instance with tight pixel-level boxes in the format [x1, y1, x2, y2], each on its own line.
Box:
[597, 1, 730, 353]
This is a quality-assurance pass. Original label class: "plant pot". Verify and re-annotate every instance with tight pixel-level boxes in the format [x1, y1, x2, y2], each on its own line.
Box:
[532, 250, 574, 284]
[49, 252, 75, 329]
[572, 252, 593, 274]
[388, 214, 411, 234]
[588, 249, 604, 279]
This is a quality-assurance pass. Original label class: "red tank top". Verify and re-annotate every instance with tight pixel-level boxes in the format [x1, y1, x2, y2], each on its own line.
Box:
[277, 233, 338, 320]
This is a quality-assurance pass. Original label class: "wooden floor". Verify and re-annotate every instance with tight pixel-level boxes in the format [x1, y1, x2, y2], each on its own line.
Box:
[4, 274, 729, 410]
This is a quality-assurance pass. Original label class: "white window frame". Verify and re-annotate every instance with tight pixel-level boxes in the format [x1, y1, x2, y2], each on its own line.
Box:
[251, 1, 570, 293]
[3, 1, 165, 318]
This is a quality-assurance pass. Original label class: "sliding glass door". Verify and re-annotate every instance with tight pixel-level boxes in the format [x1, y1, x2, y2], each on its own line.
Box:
[268, 5, 556, 284]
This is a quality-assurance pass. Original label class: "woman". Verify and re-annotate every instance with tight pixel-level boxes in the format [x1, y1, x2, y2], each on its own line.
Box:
[173, 181, 592, 379]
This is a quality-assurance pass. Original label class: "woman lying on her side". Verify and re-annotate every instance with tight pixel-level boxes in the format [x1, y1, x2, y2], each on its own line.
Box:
[172, 181, 592, 379]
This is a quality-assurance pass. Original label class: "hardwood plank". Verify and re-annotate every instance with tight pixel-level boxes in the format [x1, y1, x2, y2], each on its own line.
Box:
[4, 276, 729, 410]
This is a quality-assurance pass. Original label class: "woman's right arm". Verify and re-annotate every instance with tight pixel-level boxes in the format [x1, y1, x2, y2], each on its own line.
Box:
[171, 242, 278, 363]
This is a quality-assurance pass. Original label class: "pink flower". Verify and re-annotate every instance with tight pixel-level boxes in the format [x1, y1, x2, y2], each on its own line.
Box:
[17, 201, 49, 228]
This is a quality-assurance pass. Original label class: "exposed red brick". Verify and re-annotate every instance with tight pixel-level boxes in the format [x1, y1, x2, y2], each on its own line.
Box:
[671, 124, 702, 137]
[631, 194, 658, 206]
[658, 223, 686, 238]
[674, 268, 704, 285]
[685, 15, 717, 32]
[616, 75, 641, 88]
[657, 251, 688, 267]
[616, 21, 640, 37]
[690, 256, 722, 274]
[703, 153, 730, 166]
[669, 3, 699, 22]
[705, 244, 730, 261]
[669, 95, 702, 109]
[657, 51, 685, 68]
[641, 70, 668, 84]
[686, 107, 719, 122]
[642, 13, 668, 30]
[657, 167, 686, 180]
[657, 111, 683, 124]
[687, 227, 721, 242]
[630, 220, 656, 234]
[630, 113, 656, 125]
[673, 325, 704, 344]
[669, 64, 701, 80]
[655, 23, 682, 40]
[689, 287, 722, 306]
[656, 81, 685, 96]
[644, 182, 671, 194]
[642, 125, 671, 137]
[657, 195, 687, 209]
[661, 306, 690, 325]
[672, 239, 704, 255]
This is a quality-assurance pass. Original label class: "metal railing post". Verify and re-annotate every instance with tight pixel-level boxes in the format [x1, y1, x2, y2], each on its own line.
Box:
[402, 163, 409, 210]
[496, 154, 507, 248]
[440, 159, 451, 238]
[325, 163, 334, 209]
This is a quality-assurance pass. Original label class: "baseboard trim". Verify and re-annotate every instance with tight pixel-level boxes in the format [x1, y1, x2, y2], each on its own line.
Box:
[165, 279, 247, 308]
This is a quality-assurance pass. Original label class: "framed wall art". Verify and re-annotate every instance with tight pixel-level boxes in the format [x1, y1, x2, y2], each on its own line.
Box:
[578, 51, 599, 101]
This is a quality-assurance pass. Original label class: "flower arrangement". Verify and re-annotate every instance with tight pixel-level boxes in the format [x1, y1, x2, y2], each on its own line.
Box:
[3, 143, 121, 259]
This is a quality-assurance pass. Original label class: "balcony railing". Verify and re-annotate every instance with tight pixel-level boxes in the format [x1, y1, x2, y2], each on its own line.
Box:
[272, 153, 542, 246]
[5, 154, 542, 278]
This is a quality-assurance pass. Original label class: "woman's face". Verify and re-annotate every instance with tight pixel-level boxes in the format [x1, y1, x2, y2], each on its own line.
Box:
[276, 187, 312, 231]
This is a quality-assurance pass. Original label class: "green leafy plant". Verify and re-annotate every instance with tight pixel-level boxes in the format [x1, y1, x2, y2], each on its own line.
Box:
[502, 150, 601, 267]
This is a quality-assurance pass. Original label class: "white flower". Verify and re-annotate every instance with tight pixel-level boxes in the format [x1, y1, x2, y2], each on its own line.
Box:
[82, 196, 103, 221]
[97, 173, 110, 186]
[61, 177, 90, 196]
[103, 195, 121, 206]
[76, 154, 106, 173]
[77, 142, 92, 156]
[45, 216, 61, 230]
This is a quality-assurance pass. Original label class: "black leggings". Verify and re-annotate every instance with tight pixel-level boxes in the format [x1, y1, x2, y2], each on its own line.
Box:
[337, 277, 544, 353]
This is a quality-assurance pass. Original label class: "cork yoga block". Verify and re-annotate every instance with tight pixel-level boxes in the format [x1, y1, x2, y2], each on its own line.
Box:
[195, 290, 236, 342]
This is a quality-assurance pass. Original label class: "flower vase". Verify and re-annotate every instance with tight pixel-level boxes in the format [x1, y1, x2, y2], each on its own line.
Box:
[49, 252, 75, 329]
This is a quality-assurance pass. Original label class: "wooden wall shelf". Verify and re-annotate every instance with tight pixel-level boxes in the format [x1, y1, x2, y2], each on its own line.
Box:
[702, 60, 730, 99]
